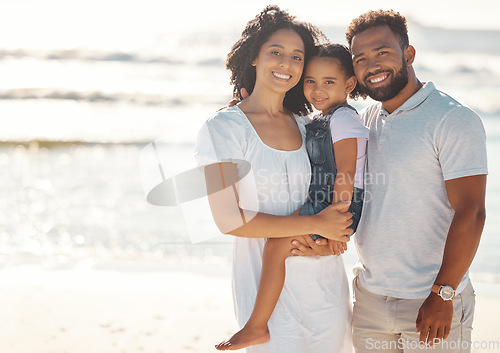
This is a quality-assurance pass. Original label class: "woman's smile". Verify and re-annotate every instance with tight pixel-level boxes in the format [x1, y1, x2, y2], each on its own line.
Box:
[272, 71, 292, 81]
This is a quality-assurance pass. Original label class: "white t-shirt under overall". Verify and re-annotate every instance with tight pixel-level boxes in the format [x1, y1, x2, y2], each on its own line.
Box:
[326, 106, 369, 189]
[354, 82, 488, 299]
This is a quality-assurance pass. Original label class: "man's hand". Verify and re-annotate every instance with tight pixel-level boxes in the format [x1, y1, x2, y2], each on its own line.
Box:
[415, 293, 454, 347]
[290, 235, 334, 256]
[218, 88, 249, 111]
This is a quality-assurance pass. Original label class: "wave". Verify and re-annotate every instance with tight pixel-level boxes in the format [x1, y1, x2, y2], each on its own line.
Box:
[0, 48, 497, 81]
[0, 139, 196, 147]
[0, 88, 227, 107]
[0, 140, 145, 147]
[2, 87, 499, 117]
[411, 24, 500, 55]
[322, 20, 500, 55]
[0, 48, 225, 66]
[414, 64, 495, 76]
[1, 19, 500, 65]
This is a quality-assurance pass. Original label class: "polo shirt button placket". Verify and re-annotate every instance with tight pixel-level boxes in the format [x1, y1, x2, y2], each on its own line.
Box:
[379, 111, 390, 144]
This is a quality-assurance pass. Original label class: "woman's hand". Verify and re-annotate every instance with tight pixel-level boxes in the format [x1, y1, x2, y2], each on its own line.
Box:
[314, 201, 353, 241]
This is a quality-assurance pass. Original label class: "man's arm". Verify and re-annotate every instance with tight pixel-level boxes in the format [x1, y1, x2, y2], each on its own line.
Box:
[416, 174, 486, 345]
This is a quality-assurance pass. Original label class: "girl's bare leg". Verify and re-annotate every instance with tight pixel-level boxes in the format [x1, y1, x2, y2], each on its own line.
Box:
[215, 237, 295, 351]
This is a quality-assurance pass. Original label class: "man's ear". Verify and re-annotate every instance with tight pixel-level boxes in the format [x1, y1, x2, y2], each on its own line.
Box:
[404, 45, 416, 66]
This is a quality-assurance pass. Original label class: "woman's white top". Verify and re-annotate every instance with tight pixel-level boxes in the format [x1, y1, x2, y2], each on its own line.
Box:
[194, 105, 351, 353]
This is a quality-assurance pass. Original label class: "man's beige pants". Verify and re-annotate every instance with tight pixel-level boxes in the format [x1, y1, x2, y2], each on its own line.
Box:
[352, 277, 475, 353]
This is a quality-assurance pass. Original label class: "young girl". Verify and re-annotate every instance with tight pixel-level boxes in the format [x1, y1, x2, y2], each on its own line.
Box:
[216, 43, 368, 351]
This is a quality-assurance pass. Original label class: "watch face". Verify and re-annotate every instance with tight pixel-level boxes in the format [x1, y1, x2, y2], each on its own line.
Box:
[440, 286, 455, 300]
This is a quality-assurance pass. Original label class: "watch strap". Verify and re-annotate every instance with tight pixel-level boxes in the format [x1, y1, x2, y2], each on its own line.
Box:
[431, 284, 441, 295]
[431, 284, 456, 300]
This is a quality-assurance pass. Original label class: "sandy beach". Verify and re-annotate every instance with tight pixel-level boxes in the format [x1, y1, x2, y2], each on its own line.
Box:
[0, 261, 236, 353]
[1, 261, 498, 353]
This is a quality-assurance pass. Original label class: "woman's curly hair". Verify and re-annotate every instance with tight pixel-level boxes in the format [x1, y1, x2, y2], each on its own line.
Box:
[226, 5, 326, 115]
[311, 43, 367, 100]
[345, 9, 409, 50]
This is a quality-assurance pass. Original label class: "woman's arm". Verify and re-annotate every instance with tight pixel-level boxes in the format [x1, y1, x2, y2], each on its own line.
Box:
[204, 162, 352, 240]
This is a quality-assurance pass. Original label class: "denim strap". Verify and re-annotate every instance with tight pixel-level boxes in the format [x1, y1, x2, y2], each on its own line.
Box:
[322, 104, 358, 126]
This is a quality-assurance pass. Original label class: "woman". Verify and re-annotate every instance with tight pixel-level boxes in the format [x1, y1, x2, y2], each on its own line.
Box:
[194, 6, 352, 353]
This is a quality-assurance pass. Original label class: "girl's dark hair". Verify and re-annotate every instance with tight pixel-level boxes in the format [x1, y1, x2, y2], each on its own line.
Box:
[311, 43, 367, 100]
[226, 5, 326, 115]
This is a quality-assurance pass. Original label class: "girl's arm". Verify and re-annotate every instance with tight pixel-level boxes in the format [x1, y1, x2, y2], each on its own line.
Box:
[327, 138, 358, 254]
[332, 138, 357, 203]
[204, 162, 353, 240]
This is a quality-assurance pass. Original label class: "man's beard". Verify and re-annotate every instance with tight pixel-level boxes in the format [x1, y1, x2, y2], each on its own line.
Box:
[360, 59, 409, 102]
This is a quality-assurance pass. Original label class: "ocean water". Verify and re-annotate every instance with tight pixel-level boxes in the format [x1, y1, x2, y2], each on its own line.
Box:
[1, 1, 499, 281]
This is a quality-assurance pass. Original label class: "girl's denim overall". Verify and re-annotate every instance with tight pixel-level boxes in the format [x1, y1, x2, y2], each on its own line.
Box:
[299, 105, 364, 240]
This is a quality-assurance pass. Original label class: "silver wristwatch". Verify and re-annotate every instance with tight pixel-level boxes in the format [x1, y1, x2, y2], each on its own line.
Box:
[431, 284, 456, 301]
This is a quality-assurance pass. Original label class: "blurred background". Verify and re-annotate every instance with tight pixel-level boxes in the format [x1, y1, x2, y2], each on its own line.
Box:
[1, 1, 499, 351]
[1, 0, 498, 277]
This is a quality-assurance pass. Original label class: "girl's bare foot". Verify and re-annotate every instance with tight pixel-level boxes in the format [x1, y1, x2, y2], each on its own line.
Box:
[215, 325, 270, 351]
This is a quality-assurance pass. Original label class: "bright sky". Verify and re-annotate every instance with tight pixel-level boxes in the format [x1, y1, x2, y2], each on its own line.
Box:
[227, 0, 500, 31]
[0, 0, 497, 50]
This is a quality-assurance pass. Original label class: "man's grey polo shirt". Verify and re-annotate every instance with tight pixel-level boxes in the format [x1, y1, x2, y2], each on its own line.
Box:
[354, 82, 488, 299]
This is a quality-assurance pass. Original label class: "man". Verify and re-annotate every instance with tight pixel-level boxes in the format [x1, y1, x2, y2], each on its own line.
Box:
[345, 9, 487, 353]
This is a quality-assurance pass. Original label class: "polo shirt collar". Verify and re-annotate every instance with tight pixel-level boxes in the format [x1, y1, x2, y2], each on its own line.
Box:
[394, 81, 436, 112]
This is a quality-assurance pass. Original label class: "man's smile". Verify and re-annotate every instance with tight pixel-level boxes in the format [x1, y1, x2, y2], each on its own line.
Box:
[365, 72, 390, 85]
